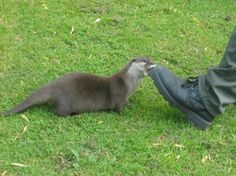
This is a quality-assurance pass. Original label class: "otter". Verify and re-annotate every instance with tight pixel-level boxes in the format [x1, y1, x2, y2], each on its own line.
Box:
[0, 57, 156, 116]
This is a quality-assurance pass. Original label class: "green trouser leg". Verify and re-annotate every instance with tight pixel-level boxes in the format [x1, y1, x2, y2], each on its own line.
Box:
[199, 27, 236, 116]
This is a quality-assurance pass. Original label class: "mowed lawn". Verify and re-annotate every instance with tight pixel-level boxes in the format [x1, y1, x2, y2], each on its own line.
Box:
[0, 0, 236, 175]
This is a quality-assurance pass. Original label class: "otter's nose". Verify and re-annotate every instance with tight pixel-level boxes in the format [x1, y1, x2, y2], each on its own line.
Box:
[150, 61, 155, 65]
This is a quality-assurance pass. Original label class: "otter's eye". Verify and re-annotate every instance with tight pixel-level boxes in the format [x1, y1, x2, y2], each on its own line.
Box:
[132, 59, 136, 62]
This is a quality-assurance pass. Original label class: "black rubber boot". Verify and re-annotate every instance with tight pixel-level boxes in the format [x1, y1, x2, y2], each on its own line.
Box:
[149, 66, 214, 130]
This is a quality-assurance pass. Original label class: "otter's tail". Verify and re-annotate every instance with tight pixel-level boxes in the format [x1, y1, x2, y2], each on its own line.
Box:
[0, 85, 52, 116]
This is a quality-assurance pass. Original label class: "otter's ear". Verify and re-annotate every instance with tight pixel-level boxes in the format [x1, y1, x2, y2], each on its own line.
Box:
[132, 58, 136, 62]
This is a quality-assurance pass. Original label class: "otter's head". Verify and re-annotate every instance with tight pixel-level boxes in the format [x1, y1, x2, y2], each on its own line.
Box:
[127, 57, 156, 78]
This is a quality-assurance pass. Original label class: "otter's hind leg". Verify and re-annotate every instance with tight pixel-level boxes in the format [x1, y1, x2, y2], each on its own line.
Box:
[53, 98, 73, 117]
[55, 106, 72, 116]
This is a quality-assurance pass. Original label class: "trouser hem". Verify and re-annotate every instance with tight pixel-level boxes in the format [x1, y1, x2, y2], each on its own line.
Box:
[198, 74, 220, 117]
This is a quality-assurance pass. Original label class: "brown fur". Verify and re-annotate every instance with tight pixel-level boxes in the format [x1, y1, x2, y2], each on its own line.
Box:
[0, 57, 155, 116]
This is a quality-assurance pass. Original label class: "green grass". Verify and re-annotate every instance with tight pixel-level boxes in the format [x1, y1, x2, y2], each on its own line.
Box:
[0, 0, 236, 175]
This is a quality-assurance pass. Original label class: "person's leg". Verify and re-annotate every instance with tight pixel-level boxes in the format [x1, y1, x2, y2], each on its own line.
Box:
[219, 27, 236, 68]
[149, 27, 236, 129]
[199, 27, 236, 117]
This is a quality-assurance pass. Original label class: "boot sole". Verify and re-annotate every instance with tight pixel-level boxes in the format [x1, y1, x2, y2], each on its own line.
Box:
[150, 69, 211, 130]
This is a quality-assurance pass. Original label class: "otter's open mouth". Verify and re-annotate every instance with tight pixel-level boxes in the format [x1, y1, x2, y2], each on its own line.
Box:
[148, 63, 157, 70]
